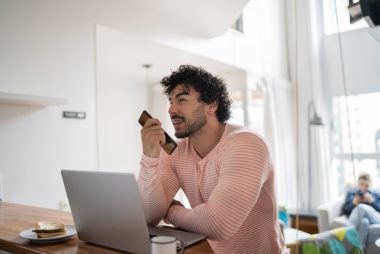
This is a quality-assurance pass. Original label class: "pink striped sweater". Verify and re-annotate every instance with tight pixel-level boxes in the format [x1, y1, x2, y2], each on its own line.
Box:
[138, 124, 285, 253]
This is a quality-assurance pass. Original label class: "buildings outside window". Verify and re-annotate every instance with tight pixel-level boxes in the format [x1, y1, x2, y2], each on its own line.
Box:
[331, 92, 380, 195]
[229, 89, 264, 135]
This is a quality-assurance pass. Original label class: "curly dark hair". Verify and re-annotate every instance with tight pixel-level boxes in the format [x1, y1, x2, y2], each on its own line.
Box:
[160, 65, 231, 123]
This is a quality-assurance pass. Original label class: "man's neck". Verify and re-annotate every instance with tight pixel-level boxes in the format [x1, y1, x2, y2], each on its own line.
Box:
[190, 121, 226, 158]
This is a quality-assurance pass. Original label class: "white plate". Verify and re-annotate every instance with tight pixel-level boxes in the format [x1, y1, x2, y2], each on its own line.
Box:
[19, 225, 77, 243]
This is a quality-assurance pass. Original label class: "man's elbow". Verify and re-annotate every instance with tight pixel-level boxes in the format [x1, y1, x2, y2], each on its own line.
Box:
[142, 205, 165, 226]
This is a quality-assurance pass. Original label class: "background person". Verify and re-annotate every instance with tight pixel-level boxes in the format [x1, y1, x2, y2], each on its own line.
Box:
[342, 173, 380, 248]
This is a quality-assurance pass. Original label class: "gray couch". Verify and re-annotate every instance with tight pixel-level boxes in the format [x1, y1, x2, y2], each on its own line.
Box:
[317, 196, 380, 254]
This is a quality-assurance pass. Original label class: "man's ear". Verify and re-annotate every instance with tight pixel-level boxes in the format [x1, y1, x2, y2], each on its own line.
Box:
[207, 101, 218, 114]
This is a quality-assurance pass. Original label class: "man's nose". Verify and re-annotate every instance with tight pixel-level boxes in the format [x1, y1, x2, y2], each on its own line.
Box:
[168, 102, 177, 114]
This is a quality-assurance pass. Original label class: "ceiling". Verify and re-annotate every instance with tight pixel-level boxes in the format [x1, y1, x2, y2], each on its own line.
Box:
[92, 0, 250, 86]
[125, 0, 250, 37]
[88, 0, 250, 38]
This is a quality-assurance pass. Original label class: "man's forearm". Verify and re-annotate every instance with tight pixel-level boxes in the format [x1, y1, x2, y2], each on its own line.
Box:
[164, 202, 243, 241]
[138, 154, 180, 224]
[138, 170, 169, 225]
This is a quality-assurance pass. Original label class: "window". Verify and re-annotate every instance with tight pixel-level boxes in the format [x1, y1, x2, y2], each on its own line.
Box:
[323, 0, 368, 35]
[248, 90, 264, 135]
[229, 90, 245, 126]
[228, 89, 264, 135]
[331, 92, 380, 195]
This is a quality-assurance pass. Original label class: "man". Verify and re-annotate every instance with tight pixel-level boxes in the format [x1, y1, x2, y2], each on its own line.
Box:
[137, 65, 284, 254]
[342, 173, 380, 248]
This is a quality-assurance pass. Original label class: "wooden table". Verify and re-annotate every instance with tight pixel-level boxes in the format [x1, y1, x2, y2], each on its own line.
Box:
[0, 202, 213, 254]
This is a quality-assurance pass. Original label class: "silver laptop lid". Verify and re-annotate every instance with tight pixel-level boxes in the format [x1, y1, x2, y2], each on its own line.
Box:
[61, 170, 151, 254]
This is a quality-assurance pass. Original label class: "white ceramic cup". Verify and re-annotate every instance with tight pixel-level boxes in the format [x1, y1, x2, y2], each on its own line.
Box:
[151, 235, 184, 254]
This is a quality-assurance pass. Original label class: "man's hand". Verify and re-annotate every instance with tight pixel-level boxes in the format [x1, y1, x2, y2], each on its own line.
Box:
[353, 194, 362, 206]
[141, 119, 165, 158]
[164, 200, 184, 226]
[363, 192, 374, 204]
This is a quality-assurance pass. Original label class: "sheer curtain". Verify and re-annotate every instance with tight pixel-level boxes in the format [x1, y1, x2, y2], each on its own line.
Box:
[262, 78, 297, 210]
[286, 0, 332, 211]
[309, 124, 331, 210]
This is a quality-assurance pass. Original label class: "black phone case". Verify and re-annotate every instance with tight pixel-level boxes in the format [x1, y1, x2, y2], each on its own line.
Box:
[138, 110, 177, 154]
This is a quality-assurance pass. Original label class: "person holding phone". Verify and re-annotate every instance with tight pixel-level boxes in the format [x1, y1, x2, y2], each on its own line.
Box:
[137, 65, 285, 254]
[342, 173, 380, 248]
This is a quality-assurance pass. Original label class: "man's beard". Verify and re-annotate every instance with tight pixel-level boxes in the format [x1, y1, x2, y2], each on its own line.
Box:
[174, 105, 207, 138]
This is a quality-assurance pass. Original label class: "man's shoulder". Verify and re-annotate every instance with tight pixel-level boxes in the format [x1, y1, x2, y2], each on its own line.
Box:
[223, 124, 267, 144]
[370, 190, 380, 197]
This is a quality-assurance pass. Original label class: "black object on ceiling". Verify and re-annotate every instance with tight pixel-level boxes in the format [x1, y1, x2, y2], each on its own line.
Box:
[348, 0, 380, 26]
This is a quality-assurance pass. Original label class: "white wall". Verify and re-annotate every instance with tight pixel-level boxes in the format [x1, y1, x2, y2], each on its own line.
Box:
[96, 26, 149, 174]
[322, 27, 380, 96]
[244, 0, 289, 79]
[0, 0, 97, 209]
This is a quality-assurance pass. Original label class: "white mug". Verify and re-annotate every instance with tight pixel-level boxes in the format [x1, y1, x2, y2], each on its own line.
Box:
[151, 236, 184, 254]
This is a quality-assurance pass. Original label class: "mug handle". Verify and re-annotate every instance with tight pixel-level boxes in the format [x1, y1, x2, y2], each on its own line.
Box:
[176, 240, 185, 254]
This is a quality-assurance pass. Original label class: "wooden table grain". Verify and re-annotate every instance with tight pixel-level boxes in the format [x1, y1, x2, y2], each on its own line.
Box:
[0, 202, 213, 254]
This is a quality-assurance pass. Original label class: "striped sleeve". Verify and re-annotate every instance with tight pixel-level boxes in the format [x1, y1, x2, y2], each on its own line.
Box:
[137, 151, 180, 225]
[164, 132, 271, 240]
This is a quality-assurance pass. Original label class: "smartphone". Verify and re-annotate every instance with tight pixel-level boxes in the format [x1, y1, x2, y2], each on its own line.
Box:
[138, 110, 177, 155]
[357, 191, 364, 197]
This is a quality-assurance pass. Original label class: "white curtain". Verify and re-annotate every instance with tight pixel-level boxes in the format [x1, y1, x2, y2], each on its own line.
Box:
[309, 125, 331, 210]
[286, 0, 333, 211]
[262, 78, 298, 210]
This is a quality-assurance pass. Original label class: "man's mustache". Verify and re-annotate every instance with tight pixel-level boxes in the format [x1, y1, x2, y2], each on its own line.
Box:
[170, 115, 185, 121]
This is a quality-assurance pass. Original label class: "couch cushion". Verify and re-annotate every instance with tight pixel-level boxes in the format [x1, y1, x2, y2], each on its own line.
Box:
[330, 215, 350, 229]
[365, 224, 380, 254]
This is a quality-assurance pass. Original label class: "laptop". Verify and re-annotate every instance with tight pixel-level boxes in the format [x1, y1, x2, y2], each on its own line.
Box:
[61, 169, 206, 254]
